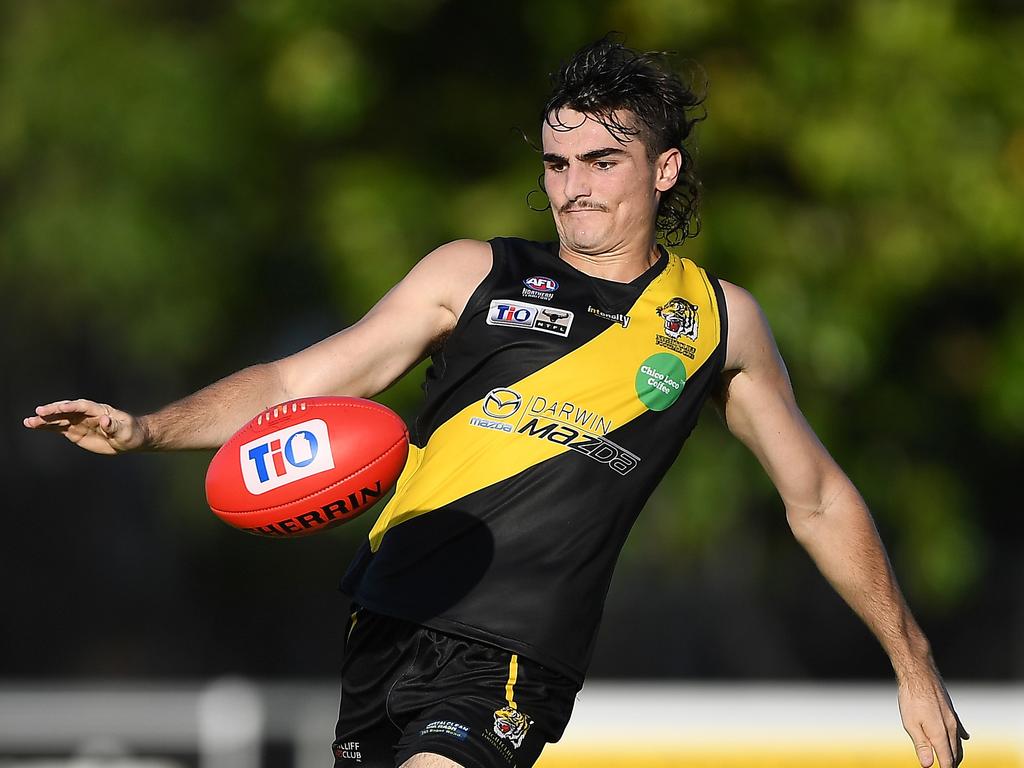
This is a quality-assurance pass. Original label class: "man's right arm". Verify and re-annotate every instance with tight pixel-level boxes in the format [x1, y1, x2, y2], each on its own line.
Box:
[23, 239, 492, 454]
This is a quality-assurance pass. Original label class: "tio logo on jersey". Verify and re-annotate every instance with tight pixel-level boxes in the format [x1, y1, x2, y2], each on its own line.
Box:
[239, 419, 335, 495]
[486, 299, 574, 336]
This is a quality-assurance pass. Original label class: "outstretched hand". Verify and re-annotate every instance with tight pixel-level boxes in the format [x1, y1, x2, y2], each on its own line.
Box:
[898, 666, 969, 768]
[23, 399, 147, 455]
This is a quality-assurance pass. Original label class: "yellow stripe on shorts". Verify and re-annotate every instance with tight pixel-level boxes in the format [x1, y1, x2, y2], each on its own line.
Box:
[505, 654, 519, 709]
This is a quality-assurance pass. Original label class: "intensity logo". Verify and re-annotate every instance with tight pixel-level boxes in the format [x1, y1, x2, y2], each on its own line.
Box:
[239, 419, 335, 494]
[587, 305, 630, 328]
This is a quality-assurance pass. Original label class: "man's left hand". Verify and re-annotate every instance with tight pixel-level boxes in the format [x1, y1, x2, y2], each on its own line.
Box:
[897, 667, 969, 768]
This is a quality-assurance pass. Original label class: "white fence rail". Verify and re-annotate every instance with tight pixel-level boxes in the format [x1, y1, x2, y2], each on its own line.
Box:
[0, 681, 1020, 767]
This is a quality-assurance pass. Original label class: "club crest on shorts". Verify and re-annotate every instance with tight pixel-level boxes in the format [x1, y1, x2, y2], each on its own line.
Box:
[492, 706, 532, 749]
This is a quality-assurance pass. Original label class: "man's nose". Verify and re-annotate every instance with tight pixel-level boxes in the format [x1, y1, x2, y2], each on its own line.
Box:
[563, 163, 590, 202]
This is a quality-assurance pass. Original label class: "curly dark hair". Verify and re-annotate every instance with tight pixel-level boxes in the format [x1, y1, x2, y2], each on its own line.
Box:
[540, 34, 707, 246]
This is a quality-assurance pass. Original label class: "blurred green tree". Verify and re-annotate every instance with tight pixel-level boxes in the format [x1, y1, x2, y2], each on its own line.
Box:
[4, 0, 1021, 677]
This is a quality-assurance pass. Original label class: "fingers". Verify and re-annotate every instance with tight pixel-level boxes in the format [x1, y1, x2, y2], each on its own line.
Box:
[98, 405, 113, 435]
[898, 675, 966, 768]
[38, 398, 104, 417]
[912, 734, 935, 768]
[942, 693, 968, 765]
[950, 712, 969, 766]
[916, 721, 954, 768]
[24, 399, 104, 429]
[23, 419, 75, 432]
[906, 719, 939, 768]
[24, 412, 78, 430]
[98, 413, 124, 441]
[947, 717, 962, 767]
[22, 398, 133, 455]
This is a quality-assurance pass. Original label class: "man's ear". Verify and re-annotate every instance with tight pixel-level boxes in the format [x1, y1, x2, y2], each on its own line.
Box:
[654, 148, 682, 192]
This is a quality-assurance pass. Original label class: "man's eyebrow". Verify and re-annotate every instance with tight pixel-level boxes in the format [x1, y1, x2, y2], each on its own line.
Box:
[578, 147, 627, 161]
[542, 148, 627, 164]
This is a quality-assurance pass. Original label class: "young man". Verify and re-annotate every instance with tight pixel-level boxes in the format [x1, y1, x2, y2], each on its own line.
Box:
[25, 38, 966, 768]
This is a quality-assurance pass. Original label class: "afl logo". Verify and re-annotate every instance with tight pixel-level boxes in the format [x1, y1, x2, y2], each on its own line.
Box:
[523, 276, 558, 293]
[482, 388, 523, 419]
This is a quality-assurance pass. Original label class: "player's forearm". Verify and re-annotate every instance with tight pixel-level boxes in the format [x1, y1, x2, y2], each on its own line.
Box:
[138, 362, 288, 450]
[787, 484, 934, 681]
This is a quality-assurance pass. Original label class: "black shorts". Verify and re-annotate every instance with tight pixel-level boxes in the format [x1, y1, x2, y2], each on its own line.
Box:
[332, 607, 579, 768]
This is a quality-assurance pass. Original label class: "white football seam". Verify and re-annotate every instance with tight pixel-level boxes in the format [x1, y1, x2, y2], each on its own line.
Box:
[243, 400, 400, 434]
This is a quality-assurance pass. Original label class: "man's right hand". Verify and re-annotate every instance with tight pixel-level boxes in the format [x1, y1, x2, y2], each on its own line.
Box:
[23, 399, 147, 455]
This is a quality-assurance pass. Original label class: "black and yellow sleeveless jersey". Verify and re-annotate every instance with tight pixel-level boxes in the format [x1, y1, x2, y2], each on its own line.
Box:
[342, 236, 728, 683]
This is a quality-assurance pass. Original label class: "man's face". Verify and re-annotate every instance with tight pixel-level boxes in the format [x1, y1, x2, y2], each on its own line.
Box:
[541, 107, 667, 256]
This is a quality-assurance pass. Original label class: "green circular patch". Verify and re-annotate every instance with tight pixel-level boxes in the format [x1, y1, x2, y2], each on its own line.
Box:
[635, 353, 687, 411]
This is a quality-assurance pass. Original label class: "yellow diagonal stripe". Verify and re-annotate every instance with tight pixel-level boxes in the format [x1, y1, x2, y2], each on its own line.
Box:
[369, 255, 721, 551]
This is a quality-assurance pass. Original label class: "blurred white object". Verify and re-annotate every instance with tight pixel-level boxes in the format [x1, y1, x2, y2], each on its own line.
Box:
[0, 681, 1019, 768]
[197, 678, 263, 768]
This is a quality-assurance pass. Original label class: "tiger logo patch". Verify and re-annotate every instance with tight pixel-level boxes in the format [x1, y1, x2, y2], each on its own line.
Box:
[656, 296, 699, 341]
[492, 706, 533, 749]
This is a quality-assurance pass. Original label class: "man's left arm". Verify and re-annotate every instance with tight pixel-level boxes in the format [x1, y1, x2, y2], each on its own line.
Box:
[714, 281, 968, 768]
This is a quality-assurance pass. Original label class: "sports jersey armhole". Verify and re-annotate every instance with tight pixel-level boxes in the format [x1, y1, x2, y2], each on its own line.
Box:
[443, 238, 504, 345]
[708, 274, 729, 372]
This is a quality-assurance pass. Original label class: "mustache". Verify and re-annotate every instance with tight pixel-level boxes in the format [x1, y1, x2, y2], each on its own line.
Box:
[559, 202, 607, 213]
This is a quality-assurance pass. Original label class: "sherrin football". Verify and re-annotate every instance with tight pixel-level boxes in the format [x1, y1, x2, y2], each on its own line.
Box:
[205, 397, 409, 537]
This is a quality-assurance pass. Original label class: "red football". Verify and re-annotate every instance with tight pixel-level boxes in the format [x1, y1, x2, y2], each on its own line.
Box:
[205, 397, 409, 537]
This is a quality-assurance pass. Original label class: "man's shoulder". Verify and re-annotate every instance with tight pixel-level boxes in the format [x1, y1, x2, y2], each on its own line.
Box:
[407, 240, 495, 320]
[429, 236, 559, 270]
[711, 279, 776, 374]
[411, 239, 492, 278]
[426, 238, 492, 260]
[713, 277, 748, 301]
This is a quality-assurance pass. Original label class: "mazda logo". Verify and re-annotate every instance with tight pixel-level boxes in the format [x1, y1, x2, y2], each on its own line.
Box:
[482, 388, 522, 419]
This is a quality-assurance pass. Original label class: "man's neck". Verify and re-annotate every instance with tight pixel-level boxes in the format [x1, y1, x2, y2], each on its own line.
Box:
[558, 240, 661, 283]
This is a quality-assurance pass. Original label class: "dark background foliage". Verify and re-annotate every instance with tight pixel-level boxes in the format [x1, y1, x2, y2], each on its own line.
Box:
[2, 0, 1021, 681]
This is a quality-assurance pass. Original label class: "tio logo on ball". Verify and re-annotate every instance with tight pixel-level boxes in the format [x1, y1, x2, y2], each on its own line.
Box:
[239, 418, 335, 495]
